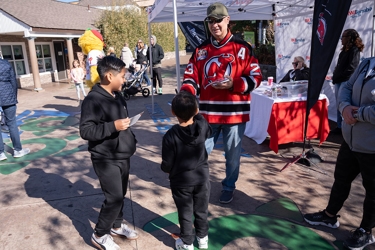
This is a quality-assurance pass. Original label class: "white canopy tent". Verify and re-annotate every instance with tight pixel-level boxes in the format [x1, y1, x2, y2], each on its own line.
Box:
[147, 0, 375, 115]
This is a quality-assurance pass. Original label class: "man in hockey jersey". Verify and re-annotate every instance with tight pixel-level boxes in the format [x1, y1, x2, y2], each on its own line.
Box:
[180, 2, 262, 204]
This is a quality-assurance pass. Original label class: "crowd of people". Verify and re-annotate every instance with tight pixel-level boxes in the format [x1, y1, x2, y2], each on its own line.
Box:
[1, 2, 374, 250]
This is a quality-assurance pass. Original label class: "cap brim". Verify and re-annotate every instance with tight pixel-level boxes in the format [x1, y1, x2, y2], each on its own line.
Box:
[206, 14, 226, 20]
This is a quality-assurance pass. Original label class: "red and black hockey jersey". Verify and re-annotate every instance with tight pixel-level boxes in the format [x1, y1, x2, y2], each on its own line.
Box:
[181, 31, 262, 124]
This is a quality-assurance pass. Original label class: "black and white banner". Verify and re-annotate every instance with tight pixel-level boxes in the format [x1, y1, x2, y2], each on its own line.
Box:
[307, 0, 353, 113]
[178, 21, 206, 49]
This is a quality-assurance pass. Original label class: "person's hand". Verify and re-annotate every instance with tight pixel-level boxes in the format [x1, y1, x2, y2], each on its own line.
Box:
[114, 118, 130, 131]
[342, 106, 359, 125]
[296, 61, 303, 70]
[212, 75, 233, 90]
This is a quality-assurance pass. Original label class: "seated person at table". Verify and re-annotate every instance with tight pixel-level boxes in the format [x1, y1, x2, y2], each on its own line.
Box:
[280, 56, 309, 82]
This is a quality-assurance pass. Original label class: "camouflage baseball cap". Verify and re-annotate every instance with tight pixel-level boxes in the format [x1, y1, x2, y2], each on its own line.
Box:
[206, 2, 228, 19]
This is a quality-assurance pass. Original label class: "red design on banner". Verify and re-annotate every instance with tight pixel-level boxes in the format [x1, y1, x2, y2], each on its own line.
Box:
[317, 12, 327, 45]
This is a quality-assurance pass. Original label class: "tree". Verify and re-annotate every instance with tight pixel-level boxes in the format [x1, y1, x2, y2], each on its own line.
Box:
[95, 1, 186, 57]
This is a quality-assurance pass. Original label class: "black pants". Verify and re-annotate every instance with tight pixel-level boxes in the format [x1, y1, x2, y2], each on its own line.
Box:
[171, 180, 210, 245]
[152, 67, 163, 88]
[326, 141, 375, 232]
[92, 159, 130, 236]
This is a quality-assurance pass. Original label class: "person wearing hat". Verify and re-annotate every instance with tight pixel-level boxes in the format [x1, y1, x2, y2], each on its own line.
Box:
[180, 2, 262, 207]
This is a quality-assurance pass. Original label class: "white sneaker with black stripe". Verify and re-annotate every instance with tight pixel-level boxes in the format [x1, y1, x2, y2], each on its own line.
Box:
[0, 152, 7, 161]
[110, 223, 138, 239]
[91, 233, 120, 250]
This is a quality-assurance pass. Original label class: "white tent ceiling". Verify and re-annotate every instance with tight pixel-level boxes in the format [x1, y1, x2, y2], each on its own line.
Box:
[148, 0, 319, 23]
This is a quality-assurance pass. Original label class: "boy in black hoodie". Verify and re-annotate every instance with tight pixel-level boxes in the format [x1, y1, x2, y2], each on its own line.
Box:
[161, 91, 212, 250]
[80, 56, 138, 250]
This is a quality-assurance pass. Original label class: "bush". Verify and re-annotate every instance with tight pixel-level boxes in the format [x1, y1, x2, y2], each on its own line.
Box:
[95, 2, 186, 56]
[254, 44, 275, 65]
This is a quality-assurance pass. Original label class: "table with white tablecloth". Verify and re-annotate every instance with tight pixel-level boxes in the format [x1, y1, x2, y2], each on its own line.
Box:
[245, 86, 330, 153]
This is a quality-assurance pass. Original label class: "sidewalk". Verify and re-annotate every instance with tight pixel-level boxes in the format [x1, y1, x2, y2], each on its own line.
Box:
[0, 55, 373, 250]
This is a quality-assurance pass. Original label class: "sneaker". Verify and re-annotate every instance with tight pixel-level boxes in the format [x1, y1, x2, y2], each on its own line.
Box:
[303, 210, 340, 228]
[158, 88, 163, 95]
[175, 238, 194, 250]
[0, 152, 7, 161]
[197, 235, 208, 249]
[343, 228, 375, 250]
[13, 148, 30, 158]
[91, 233, 120, 250]
[110, 223, 139, 239]
[219, 190, 234, 204]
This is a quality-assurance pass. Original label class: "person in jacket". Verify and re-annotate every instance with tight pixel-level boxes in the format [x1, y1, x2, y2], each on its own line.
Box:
[330, 29, 364, 135]
[148, 35, 164, 95]
[70, 59, 86, 102]
[79, 56, 139, 250]
[134, 39, 151, 86]
[107, 46, 116, 57]
[0, 58, 30, 161]
[120, 42, 134, 69]
[161, 91, 212, 250]
[180, 2, 262, 204]
[279, 56, 309, 82]
[304, 57, 375, 250]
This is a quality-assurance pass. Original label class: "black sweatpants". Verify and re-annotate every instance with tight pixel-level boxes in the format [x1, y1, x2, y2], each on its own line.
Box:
[92, 159, 130, 236]
[326, 141, 375, 232]
[171, 180, 210, 245]
[152, 67, 163, 89]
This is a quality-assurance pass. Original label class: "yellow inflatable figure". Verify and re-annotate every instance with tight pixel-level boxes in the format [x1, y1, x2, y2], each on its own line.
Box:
[78, 29, 105, 89]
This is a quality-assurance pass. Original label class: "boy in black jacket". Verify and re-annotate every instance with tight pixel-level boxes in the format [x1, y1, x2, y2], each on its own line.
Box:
[161, 91, 212, 250]
[80, 56, 138, 250]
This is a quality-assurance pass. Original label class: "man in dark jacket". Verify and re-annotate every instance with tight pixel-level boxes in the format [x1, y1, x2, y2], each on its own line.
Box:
[148, 35, 164, 95]
[0, 58, 30, 161]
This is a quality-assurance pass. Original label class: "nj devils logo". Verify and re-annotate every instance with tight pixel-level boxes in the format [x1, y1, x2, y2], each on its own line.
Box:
[203, 53, 235, 89]
[316, 12, 327, 45]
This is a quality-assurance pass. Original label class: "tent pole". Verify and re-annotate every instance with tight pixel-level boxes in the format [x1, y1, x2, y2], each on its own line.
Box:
[173, 0, 181, 91]
[148, 21, 154, 114]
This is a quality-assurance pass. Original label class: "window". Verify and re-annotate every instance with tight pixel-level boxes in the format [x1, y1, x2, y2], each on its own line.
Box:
[0, 44, 27, 76]
[36, 44, 53, 72]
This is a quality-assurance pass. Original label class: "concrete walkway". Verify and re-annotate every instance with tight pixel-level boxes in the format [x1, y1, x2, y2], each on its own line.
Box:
[0, 55, 373, 250]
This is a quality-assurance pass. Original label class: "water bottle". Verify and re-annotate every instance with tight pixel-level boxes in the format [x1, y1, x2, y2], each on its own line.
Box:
[271, 83, 278, 99]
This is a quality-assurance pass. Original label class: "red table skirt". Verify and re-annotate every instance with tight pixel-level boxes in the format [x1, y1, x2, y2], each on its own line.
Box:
[267, 99, 330, 153]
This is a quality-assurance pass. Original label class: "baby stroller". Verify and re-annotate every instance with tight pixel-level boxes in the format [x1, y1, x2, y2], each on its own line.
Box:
[122, 64, 150, 100]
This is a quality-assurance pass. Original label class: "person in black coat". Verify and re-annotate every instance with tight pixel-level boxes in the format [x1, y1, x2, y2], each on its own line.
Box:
[0, 58, 30, 161]
[79, 56, 139, 250]
[148, 35, 164, 95]
[161, 91, 212, 250]
[280, 56, 309, 82]
[330, 29, 364, 135]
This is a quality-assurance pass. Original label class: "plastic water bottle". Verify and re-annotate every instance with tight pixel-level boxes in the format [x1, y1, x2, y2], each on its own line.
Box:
[271, 83, 278, 99]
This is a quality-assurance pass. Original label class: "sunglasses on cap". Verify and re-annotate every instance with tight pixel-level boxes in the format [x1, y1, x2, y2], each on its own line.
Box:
[207, 17, 225, 24]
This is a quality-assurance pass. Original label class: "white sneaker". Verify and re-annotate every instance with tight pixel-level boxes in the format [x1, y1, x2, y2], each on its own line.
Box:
[13, 148, 30, 158]
[91, 233, 120, 250]
[197, 235, 208, 249]
[0, 152, 7, 161]
[175, 238, 194, 250]
[110, 223, 138, 239]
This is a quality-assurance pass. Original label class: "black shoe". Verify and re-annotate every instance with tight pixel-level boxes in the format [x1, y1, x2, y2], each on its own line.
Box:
[303, 210, 340, 228]
[330, 127, 342, 135]
[219, 190, 234, 204]
[343, 228, 375, 250]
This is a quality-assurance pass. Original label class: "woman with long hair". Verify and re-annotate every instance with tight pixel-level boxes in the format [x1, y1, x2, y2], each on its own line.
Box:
[134, 39, 151, 86]
[331, 29, 364, 135]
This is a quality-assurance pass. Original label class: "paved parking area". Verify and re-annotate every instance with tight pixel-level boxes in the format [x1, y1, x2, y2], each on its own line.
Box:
[0, 55, 373, 250]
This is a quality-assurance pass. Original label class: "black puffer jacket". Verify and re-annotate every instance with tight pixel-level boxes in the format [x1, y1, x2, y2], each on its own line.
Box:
[0, 59, 18, 107]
